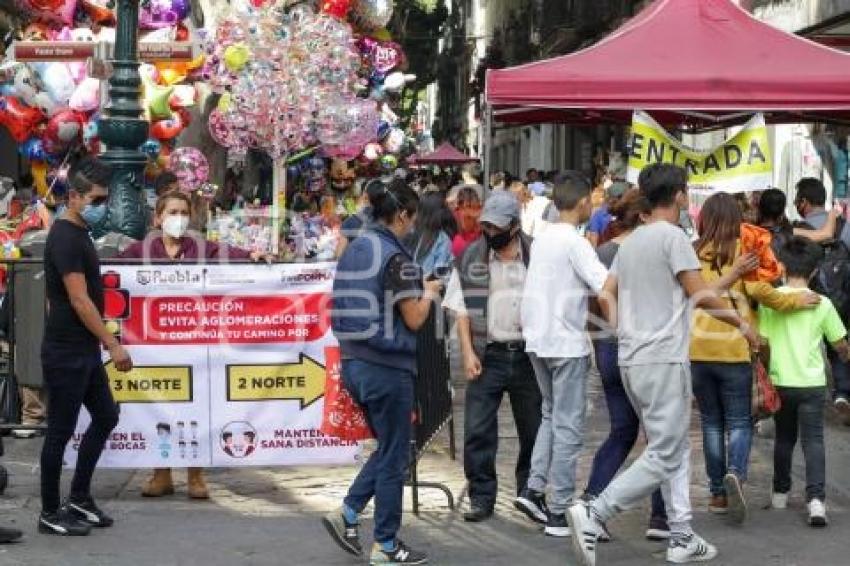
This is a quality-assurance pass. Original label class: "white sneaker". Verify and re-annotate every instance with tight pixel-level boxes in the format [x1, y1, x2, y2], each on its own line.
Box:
[12, 428, 38, 439]
[834, 396, 850, 415]
[566, 501, 599, 566]
[807, 499, 827, 527]
[771, 492, 788, 510]
[666, 533, 718, 564]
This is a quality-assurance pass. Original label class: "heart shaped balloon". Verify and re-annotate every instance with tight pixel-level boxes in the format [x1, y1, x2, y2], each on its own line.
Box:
[0, 96, 46, 143]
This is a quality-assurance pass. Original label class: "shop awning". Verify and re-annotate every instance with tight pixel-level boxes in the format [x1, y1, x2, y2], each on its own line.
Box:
[486, 0, 850, 129]
[412, 142, 478, 165]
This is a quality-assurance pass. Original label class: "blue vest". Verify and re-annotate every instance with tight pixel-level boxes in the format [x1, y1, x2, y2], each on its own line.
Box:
[332, 225, 418, 372]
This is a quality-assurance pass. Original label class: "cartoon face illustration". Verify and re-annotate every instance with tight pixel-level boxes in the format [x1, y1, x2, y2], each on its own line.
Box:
[220, 421, 258, 459]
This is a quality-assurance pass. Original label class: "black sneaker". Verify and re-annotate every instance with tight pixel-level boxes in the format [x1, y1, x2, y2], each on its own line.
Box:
[0, 525, 23, 543]
[322, 508, 362, 556]
[544, 513, 571, 538]
[369, 540, 428, 565]
[515, 487, 549, 524]
[68, 497, 114, 528]
[38, 506, 92, 536]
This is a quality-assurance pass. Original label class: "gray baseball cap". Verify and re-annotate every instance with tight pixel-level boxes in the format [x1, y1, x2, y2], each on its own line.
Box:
[480, 191, 520, 229]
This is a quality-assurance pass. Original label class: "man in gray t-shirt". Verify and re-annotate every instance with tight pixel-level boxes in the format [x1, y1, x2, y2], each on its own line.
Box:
[611, 221, 700, 365]
[568, 164, 759, 566]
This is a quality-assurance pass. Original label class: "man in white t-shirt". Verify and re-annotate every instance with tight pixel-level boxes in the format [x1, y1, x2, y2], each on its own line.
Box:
[516, 172, 607, 537]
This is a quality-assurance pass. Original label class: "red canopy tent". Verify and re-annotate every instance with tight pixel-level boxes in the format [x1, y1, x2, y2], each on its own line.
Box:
[411, 142, 479, 165]
[485, 0, 850, 130]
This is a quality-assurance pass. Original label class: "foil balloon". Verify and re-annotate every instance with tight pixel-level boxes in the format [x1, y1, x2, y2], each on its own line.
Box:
[150, 114, 184, 141]
[20, 138, 48, 162]
[223, 44, 251, 73]
[69, 28, 97, 83]
[12, 66, 41, 107]
[350, 0, 394, 31]
[80, 0, 116, 25]
[140, 0, 191, 30]
[140, 139, 162, 159]
[382, 127, 405, 153]
[155, 62, 189, 86]
[357, 38, 404, 75]
[23, 0, 78, 26]
[379, 153, 398, 170]
[22, 23, 50, 41]
[146, 84, 175, 119]
[31, 161, 50, 197]
[36, 63, 76, 106]
[168, 147, 210, 192]
[0, 96, 45, 143]
[383, 72, 416, 93]
[363, 142, 383, 162]
[170, 85, 197, 108]
[321, 0, 351, 19]
[83, 118, 100, 151]
[46, 109, 85, 144]
[32, 92, 59, 117]
[69, 78, 101, 113]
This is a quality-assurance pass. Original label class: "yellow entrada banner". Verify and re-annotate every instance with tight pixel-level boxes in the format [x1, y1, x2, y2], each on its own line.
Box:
[627, 111, 773, 193]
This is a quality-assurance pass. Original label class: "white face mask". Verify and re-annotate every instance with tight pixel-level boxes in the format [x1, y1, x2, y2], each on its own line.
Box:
[162, 215, 190, 238]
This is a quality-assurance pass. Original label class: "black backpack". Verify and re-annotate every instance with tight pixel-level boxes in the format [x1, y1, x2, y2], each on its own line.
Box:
[812, 217, 850, 320]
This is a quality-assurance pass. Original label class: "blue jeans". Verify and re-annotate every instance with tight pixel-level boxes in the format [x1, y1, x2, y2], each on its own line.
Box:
[341, 359, 413, 544]
[691, 361, 753, 496]
[586, 341, 666, 520]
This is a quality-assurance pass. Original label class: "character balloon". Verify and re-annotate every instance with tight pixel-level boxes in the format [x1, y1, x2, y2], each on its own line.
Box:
[23, 0, 78, 26]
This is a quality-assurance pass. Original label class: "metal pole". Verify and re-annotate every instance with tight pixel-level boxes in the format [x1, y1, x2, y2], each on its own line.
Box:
[97, 0, 149, 240]
[482, 104, 493, 196]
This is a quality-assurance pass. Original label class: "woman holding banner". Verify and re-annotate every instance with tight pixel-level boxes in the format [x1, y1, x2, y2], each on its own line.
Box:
[325, 178, 442, 565]
[118, 191, 267, 500]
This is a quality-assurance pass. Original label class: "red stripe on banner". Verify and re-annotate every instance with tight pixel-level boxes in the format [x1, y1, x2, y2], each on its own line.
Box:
[120, 294, 331, 345]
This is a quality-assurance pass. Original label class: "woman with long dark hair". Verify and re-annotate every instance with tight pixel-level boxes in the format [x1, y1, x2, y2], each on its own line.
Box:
[690, 193, 820, 524]
[325, 178, 442, 565]
[405, 192, 453, 277]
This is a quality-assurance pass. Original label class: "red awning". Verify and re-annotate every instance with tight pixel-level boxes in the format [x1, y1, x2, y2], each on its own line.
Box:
[486, 0, 850, 128]
[413, 142, 478, 165]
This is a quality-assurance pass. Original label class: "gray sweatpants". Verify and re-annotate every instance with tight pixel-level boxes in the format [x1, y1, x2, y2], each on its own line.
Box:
[592, 363, 693, 534]
[527, 354, 589, 514]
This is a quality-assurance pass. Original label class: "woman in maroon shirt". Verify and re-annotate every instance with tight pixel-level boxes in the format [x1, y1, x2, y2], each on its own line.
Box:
[119, 191, 265, 499]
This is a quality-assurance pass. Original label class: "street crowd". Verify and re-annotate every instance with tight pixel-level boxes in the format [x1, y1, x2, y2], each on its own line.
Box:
[327, 162, 850, 565]
[3, 156, 849, 566]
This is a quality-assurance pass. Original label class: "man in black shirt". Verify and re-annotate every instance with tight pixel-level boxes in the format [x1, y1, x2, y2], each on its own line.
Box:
[39, 157, 133, 536]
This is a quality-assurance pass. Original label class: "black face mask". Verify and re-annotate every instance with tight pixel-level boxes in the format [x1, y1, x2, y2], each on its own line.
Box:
[485, 228, 516, 251]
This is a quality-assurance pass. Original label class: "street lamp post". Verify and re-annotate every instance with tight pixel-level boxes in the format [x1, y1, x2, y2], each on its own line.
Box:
[97, 0, 149, 240]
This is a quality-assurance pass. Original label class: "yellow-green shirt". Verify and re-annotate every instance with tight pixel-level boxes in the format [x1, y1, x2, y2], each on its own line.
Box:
[759, 289, 847, 388]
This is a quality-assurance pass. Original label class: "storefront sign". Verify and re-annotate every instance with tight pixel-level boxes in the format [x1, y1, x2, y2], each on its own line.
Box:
[65, 262, 359, 469]
[10, 41, 196, 63]
[627, 110, 773, 193]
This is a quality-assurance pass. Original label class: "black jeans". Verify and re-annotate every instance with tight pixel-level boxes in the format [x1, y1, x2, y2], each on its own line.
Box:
[40, 344, 120, 513]
[464, 347, 542, 509]
[827, 345, 850, 399]
[773, 386, 826, 502]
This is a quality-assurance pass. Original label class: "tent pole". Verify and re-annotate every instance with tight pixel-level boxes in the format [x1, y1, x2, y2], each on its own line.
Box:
[482, 103, 493, 198]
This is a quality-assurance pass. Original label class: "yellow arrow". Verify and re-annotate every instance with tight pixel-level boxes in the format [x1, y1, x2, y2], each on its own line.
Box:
[104, 361, 193, 403]
[226, 354, 326, 409]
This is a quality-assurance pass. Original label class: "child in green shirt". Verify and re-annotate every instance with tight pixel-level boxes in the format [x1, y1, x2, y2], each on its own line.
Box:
[759, 237, 849, 528]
